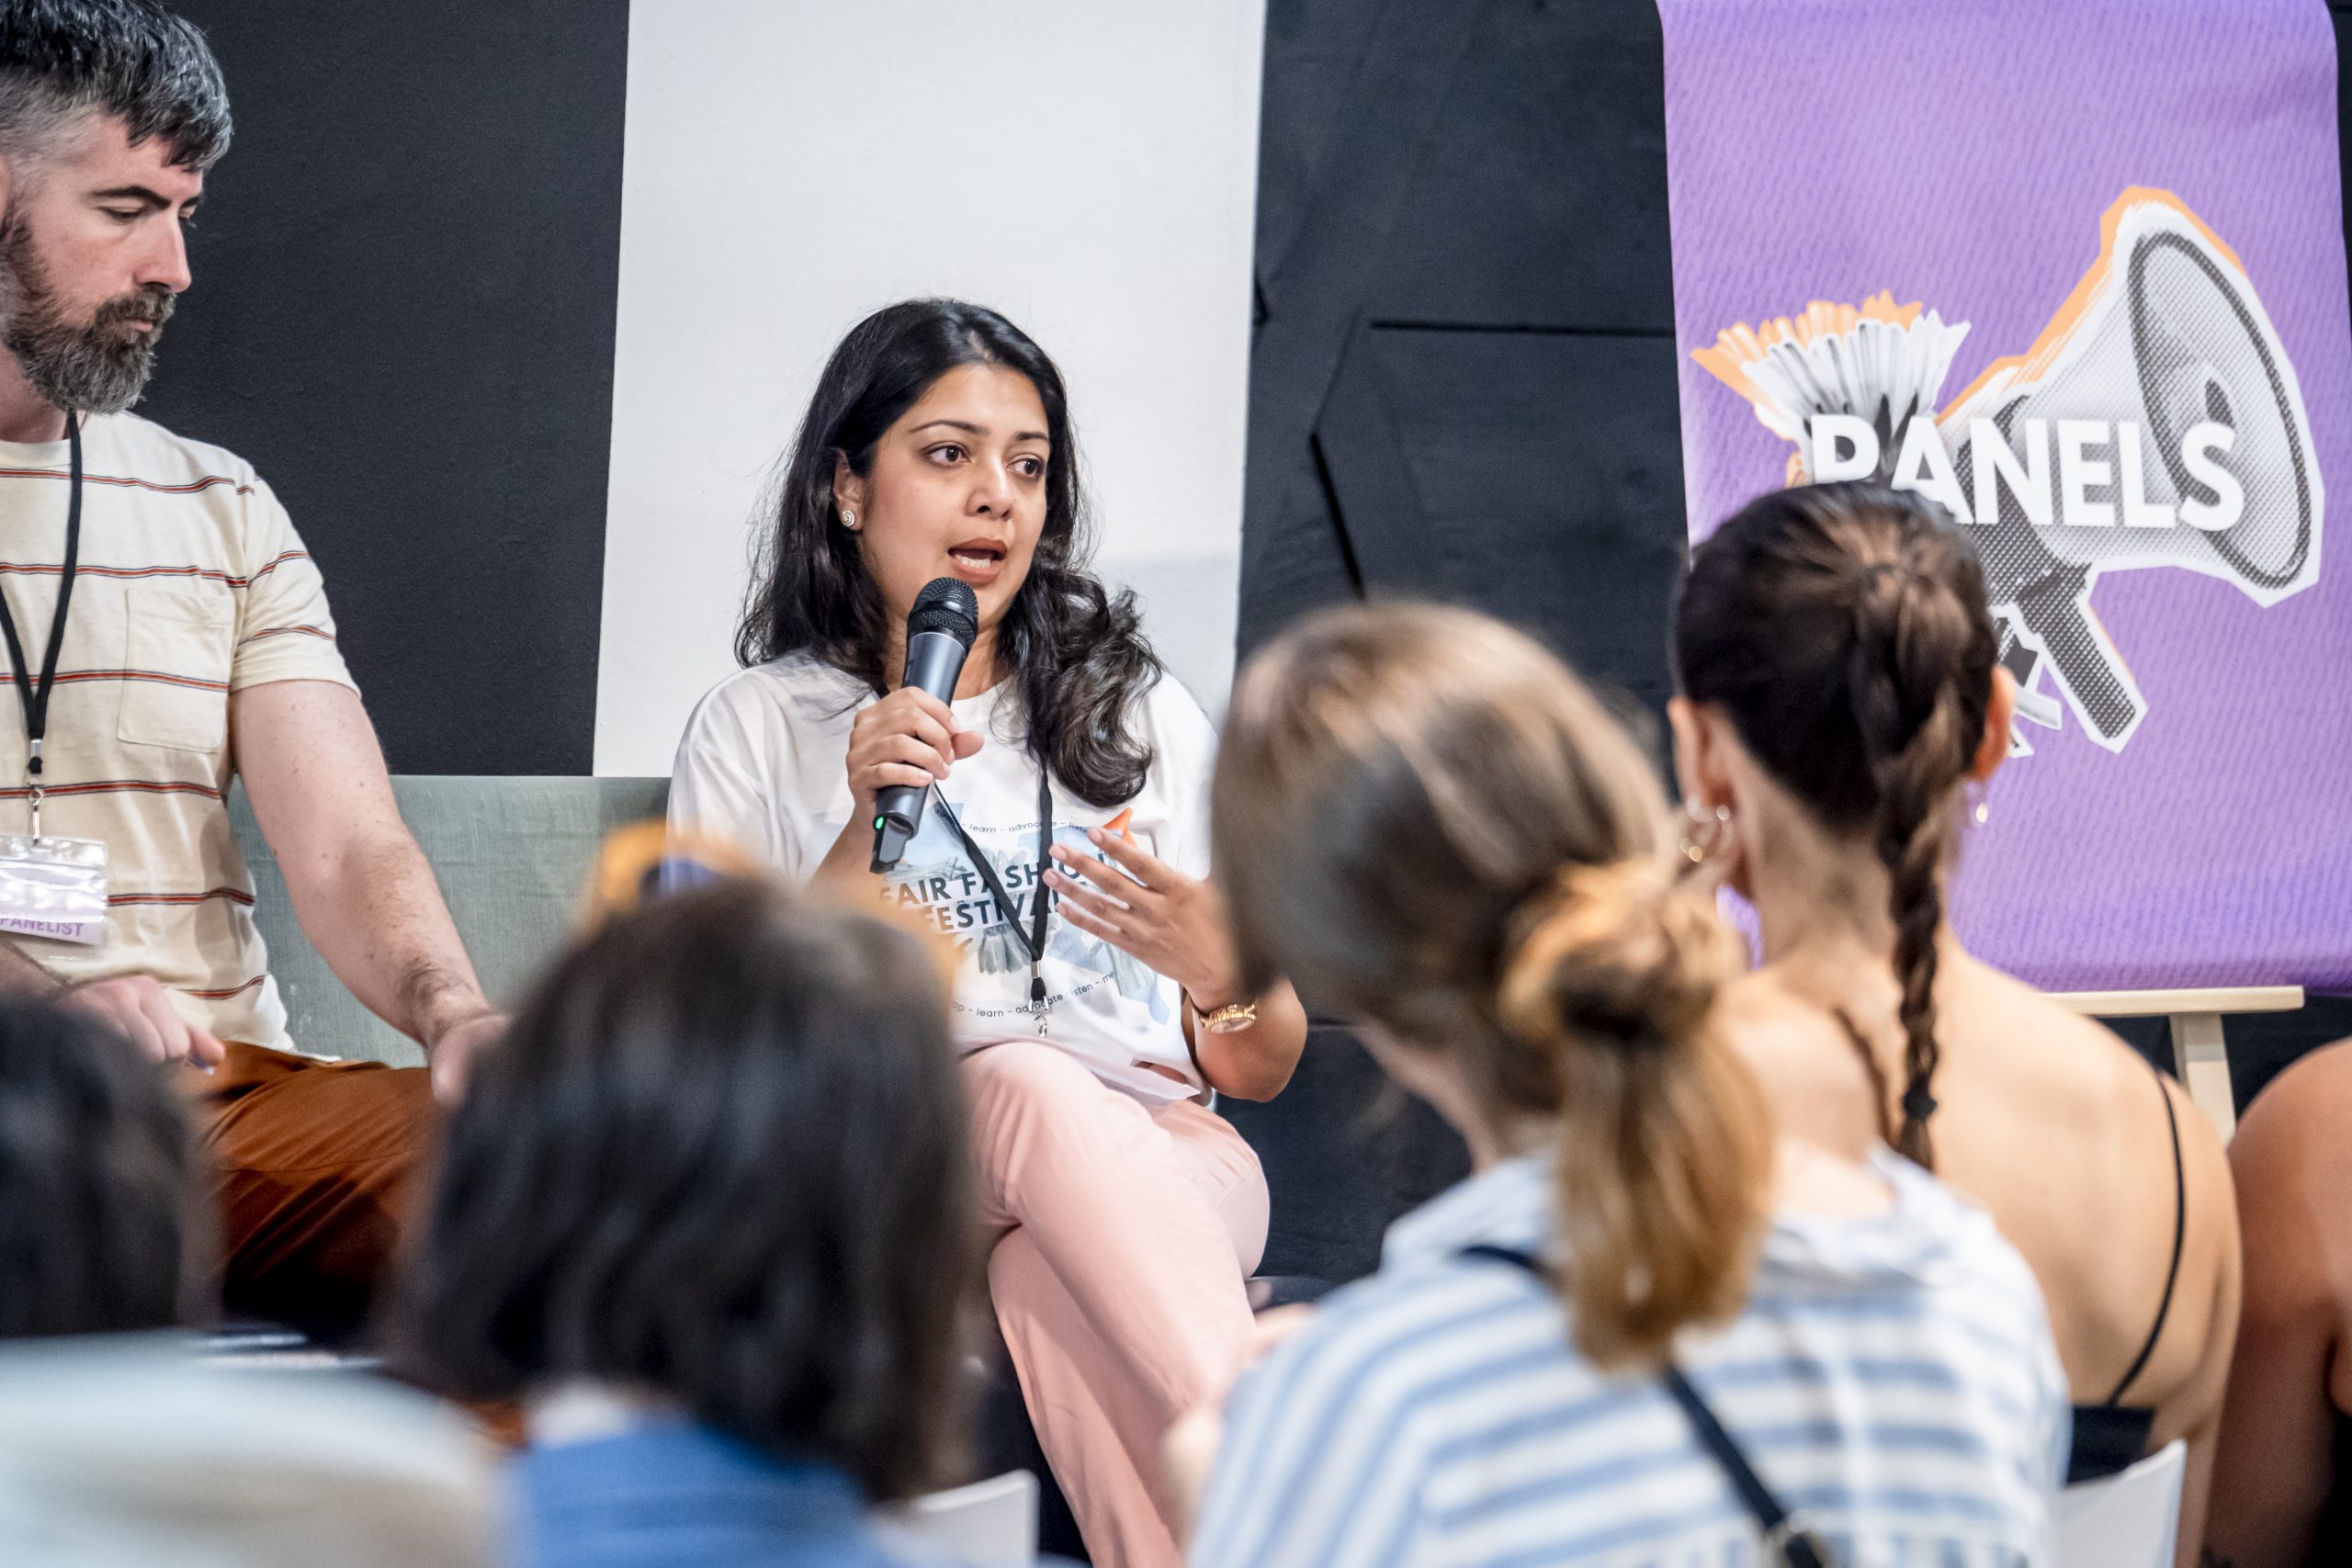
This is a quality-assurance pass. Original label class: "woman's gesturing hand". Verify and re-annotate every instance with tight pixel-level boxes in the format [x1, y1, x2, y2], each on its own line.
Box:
[845, 687, 983, 817]
[1046, 826, 1240, 1007]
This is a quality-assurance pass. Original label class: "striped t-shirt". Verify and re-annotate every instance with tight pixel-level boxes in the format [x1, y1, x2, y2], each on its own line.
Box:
[0, 412, 355, 1050]
[1193, 1150, 2068, 1567]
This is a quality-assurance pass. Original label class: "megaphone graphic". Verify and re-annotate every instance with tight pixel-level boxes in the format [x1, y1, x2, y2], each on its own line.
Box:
[1695, 189, 2324, 755]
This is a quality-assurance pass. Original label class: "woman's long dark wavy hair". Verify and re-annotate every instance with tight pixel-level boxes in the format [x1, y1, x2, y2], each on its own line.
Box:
[738, 299, 1161, 807]
[1671, 481, 1997, 1170]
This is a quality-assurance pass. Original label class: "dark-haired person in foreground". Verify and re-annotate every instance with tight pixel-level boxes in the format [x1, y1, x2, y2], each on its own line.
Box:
[0, 991, 494, 1565]
[1187, 603, 2064, 1564]
[0, 0, 504, 1336]
[1671, 482, 2238, 1556]
[2205, 1035, 2352, 1566]
[0, 989, 198, 1337]
[401, 879, 977, 1568]
[670, 299, 1306, 1568]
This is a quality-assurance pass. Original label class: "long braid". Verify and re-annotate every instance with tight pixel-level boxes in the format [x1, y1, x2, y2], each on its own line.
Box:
[1675, 482, 1996, 1174]
[1872, 739, 1960, 1168]
[1842, 549, 1980, 1171]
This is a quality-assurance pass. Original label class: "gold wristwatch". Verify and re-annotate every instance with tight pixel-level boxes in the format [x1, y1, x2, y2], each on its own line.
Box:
[1193, 995, 1259, 1034]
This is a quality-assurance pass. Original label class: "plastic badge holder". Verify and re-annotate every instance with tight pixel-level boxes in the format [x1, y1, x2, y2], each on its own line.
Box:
[0, 832, 108, 945]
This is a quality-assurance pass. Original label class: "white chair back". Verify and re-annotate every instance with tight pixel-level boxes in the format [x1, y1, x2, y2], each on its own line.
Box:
[880, 1469, 1039, 1567]
[2055, 1438, 2186, 1568]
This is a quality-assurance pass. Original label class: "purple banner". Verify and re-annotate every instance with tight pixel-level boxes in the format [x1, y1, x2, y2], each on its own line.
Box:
[1659, 0, 2352, 992]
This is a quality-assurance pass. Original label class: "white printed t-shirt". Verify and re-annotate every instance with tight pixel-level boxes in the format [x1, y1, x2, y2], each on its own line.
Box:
[669, 652, 1216, 1103]
[0, 412, 357, 1050]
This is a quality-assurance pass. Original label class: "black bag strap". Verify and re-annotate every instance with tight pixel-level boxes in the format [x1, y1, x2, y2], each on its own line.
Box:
[1456, 1243, 1833, 1568]
[1657, 1363, 1830, 1568]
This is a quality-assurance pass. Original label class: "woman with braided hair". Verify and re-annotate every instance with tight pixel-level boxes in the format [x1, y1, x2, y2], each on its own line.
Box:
[1185, 602, 2064, 1567]
[1670, 481, 2240, 1555]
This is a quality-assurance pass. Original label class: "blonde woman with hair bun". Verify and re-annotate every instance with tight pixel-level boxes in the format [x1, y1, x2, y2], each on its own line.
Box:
[1186, 602, 2067, 1568]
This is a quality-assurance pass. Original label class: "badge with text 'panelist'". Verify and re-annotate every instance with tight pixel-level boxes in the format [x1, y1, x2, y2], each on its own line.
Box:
[0, 834, 108, 945]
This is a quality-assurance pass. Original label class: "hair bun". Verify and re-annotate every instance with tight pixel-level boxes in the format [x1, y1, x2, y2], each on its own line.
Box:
[1498, 859, 1736, 1054]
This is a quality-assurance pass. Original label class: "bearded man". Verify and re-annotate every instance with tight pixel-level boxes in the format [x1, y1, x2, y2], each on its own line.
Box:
[0, 0, 505, 1337]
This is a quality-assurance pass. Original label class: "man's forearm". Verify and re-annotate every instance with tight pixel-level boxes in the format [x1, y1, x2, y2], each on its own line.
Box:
[289, 828, 492, 1048]
[232, 682, 497, 1055]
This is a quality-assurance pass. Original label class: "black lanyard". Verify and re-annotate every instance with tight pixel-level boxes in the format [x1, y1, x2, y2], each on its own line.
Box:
[1458, 1243, 1833, 1568]
[931, 763, 1054, 1033]
[0, 412, 83, 835]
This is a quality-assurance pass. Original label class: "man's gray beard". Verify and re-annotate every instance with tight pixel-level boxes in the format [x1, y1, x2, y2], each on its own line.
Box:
[0, 217, 172, 417]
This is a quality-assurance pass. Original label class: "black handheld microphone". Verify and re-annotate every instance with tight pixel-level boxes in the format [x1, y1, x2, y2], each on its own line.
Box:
[870, 577, 980, 873]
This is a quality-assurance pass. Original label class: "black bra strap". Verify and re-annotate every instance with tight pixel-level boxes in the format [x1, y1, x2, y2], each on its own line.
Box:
[1456, 1244, 1832, 1567]
[2106, 1056, 2188, 1406]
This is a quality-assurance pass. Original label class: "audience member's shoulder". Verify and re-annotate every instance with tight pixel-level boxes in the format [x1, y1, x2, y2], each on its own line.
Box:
[0, 1335, 495, 1563]
[1239, 1241, 1571, 1419]
[2236, 1036, 2352, 1176]
[1961, 956, 2163, 1113]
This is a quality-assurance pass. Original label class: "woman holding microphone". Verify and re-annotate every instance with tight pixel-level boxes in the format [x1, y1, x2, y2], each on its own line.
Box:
[669, 299, 1306, 1568]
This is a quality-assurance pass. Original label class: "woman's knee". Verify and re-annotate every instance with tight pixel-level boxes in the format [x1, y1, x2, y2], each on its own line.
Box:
[963, 1040, 1104, 1120]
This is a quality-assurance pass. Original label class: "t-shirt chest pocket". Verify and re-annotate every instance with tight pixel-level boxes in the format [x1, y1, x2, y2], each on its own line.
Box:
[118, 585, 234, 753]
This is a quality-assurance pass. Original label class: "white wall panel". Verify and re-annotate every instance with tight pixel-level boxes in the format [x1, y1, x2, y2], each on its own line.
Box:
[594, 0, 1266, 774]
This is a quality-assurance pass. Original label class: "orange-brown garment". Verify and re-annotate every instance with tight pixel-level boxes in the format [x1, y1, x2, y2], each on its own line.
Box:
[189, 1043, 434, 1337]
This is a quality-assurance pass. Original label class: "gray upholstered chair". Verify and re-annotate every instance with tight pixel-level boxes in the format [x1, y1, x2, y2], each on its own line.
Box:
[227, 776, 671, 1066]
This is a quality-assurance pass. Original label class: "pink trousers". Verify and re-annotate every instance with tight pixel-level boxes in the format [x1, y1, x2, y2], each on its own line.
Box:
[964, 1043, 1268, 1568]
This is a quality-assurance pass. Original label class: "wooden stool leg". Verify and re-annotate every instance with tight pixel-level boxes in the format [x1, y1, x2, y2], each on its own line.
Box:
[2169, 1011, 2236, 1143]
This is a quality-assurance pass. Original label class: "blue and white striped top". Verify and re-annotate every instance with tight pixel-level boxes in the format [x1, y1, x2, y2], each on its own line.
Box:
[1192, 1150, 2068, 1567]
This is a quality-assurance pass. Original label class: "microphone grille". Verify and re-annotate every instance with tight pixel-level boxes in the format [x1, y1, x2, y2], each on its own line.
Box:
[909, 577, 980, 643]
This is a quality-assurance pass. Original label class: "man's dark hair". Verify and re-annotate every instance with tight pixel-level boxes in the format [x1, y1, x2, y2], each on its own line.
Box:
[0, 0, 231, 172]
[0, 991, 202, 1337]
[398, 879, 979, 1502]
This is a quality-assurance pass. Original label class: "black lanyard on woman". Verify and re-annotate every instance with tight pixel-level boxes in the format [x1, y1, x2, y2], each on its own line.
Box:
[0, 412, 83, 838]
[1458, 1243, 1833, 1568]
[930, 764, 1054, 1034]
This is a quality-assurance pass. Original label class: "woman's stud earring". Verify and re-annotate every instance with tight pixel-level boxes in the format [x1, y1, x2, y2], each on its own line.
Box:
[841, 509, 858, 531]
[1971, 786, 1990, 826]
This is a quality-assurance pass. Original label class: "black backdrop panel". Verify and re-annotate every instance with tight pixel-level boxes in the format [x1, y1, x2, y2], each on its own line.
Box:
[1236, 0, 1685, 1282]
[1241, 0, 1677, 669]
[1371, 0, 1674, 332]
[136, 0, 630, 775]
[1353, 324, 1686, 712]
